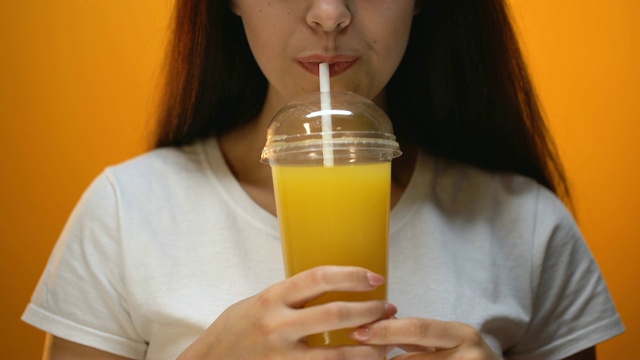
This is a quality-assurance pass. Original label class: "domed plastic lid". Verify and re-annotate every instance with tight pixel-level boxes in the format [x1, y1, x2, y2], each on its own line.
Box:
[261, 92, 401, 165]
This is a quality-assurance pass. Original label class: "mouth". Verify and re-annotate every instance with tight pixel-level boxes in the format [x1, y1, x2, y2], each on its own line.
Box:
[296, 56, 360, 77]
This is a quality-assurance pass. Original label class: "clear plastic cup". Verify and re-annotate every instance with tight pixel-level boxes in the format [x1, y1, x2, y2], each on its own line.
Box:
[261, 91, 401, 346]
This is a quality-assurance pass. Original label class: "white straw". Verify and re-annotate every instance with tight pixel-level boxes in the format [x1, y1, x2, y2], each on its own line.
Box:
[319, 63, 334, 167]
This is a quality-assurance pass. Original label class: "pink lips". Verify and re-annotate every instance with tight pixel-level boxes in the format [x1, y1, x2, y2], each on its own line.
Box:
[296, 55, 360, 77]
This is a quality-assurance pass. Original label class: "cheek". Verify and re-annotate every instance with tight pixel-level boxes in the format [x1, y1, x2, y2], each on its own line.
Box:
[241, 18, 278, 71]
[367, 5, 414, 65]
[375, 24, 412, 74]
[239, 7, 295, 72]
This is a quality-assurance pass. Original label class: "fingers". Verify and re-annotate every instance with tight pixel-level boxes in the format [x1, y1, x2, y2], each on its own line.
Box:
[265, 301, 397, 342]
[194, 266, 393, 359]
[280, 266, 386, 307]
[287, 301, 397, 337]
[351, 317, 474, 350]
[248, 266, 393, 344]
[351, 318, 499, 359]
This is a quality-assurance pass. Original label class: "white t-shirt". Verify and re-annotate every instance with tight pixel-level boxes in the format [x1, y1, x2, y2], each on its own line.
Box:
[22, 138, 624, 359]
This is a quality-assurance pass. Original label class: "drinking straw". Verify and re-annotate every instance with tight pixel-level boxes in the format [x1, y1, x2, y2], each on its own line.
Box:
[319, 63, 334, 166]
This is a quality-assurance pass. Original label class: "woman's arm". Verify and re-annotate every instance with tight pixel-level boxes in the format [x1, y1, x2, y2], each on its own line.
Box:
[44, 266, 393, 360]
[44, 334, 134, 360]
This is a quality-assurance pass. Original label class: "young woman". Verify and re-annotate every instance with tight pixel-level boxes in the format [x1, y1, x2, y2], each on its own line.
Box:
[23, 0, 624, 359]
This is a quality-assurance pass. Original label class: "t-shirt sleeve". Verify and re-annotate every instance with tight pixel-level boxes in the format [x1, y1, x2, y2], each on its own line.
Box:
[22, 171, 148, 359]
[506, 188, 625, 359]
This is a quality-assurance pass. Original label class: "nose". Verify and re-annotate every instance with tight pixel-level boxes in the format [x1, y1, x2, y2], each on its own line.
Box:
[306, 0, 352, 32]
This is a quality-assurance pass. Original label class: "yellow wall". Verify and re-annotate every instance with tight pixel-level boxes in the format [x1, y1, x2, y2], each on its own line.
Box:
[509, 1, 640, 357]
[0, 1, 172, 359]
[0, 1, 637, 359]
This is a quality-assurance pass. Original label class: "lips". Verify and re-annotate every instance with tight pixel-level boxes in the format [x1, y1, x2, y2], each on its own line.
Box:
[296, 55, 360, 77]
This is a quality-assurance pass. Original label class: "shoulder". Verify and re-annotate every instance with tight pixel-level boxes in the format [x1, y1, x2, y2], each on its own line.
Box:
[100, 139, 219, 197]
[105, 140, 211, 182]
[428, 156, 561, 223]
[70, 138, 224, 222]
[61, 140, 215, 232]
[425, 155, 582, 254]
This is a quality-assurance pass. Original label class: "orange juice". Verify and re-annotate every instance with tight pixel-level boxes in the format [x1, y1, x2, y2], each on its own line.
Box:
[272, 162, 391, 346]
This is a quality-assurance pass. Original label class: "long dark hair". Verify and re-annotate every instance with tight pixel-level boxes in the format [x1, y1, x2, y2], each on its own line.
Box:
[155, 0, 571, 203]
[154, 0, 265, 145]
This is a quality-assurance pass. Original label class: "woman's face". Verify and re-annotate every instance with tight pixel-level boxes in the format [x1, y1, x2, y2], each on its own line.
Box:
[231, 0, 417, 106]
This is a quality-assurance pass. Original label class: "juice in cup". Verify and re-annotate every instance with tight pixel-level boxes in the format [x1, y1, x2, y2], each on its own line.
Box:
[272, 162, 390, 345]
[261, 91, 401, 348]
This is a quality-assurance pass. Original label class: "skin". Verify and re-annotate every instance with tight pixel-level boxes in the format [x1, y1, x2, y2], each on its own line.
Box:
[44, 1, 597, 359]
[230, 0, 416, 112]
[221, 0, 419, 216]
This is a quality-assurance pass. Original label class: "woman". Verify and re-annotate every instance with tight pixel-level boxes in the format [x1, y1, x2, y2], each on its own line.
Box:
[23, 0, 624, 359]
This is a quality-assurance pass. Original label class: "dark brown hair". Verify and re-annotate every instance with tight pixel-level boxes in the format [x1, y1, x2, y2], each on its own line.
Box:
[155, 0, 570, 203]
[154, 0, 266, 146]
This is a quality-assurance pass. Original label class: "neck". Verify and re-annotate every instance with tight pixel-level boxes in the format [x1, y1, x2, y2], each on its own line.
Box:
[217, 89, 285, 215]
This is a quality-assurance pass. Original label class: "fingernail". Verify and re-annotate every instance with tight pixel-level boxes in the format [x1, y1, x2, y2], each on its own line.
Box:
[367, 272, 385, 286]
[384, 302, 398, 317]
[351, 327, 371, 341]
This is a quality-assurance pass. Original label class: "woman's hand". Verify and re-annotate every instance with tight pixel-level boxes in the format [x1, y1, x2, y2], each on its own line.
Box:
[178, 266, 397, 360]
[351, 317, 500, 359]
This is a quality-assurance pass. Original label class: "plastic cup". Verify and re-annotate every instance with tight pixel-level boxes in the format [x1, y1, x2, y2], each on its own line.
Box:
[261, 91, 401, 347]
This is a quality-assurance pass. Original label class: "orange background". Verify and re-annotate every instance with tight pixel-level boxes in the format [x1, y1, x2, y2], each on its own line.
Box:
[0, 1, 637, 359]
